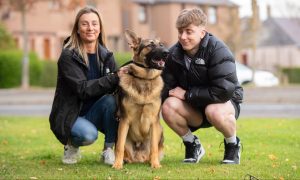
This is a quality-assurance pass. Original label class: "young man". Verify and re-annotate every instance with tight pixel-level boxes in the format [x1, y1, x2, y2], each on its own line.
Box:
[161, 8, 243, 164]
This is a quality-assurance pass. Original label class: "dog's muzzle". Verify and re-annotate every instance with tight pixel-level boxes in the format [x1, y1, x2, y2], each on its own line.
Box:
[146, 47, 169, 70]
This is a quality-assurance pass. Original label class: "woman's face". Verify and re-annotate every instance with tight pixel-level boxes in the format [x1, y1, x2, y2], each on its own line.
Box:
[78, 12, 100, 44]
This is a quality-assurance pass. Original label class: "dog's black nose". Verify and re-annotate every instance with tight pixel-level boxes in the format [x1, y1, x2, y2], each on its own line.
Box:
[162, 49, 169, 58]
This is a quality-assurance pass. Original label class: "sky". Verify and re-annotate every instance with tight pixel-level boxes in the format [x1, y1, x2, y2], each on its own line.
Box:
[230, 0, 300, 20]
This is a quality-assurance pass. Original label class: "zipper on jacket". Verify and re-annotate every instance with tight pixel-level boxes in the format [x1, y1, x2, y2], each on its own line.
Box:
[102, 52, 113, 76]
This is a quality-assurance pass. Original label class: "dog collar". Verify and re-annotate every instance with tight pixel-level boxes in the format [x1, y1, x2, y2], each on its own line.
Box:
[133, 61, 150, 69]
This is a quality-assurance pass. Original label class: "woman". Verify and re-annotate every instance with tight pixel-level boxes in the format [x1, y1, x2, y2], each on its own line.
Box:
[49, 6, 126, 165]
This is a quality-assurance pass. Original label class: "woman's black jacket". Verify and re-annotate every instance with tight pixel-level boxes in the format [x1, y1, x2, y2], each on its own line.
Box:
[49, 44, 119, 145]
[162, 32, 243, 108]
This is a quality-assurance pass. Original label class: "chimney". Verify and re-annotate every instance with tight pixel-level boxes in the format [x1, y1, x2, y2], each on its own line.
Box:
[267, 4, 271, 19]
[252, 0, 260, 22]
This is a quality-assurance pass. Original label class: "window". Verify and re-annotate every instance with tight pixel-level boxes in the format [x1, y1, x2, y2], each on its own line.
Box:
[48, 1, 60, 10]
[208, 7, 217, 24]
[138, 5, 147, 23]
[87, 0, 97, 7]
[30, 38, 35, 51]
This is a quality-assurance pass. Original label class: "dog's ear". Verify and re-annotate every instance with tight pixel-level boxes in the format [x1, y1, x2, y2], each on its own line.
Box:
[125, 29, 141, 49]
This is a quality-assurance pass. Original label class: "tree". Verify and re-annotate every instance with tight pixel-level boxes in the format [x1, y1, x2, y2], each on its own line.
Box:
[0, 22, 15, 50]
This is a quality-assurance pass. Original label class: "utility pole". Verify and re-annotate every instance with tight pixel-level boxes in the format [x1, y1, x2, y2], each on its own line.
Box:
[20, 0, 29, 90]
[250, 0, 259, 81]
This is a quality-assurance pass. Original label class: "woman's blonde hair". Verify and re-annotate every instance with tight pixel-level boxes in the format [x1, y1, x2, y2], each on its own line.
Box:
[176, 8, 207, 29]
[64, 6, 106, 65]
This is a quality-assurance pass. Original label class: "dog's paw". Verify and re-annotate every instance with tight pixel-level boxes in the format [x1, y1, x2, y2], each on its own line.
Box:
[151, 162, 162, 169]
[112, 162, 123, 170]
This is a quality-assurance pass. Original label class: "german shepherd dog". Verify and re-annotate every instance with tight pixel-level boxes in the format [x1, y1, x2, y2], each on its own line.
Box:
[112, 30, 169, 169]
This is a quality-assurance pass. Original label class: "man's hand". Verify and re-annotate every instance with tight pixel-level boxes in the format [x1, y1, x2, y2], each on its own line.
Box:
[169, 87, 186, 100]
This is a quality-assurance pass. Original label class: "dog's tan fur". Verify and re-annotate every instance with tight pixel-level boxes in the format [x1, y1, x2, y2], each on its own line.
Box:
[112, 30, 165, 169]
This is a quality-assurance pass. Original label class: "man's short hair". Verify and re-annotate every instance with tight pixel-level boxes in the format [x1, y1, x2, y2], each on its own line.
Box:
[176, 8, 207, 29]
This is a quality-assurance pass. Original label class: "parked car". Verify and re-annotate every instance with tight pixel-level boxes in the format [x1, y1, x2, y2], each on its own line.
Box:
[235, 62, 279, 87]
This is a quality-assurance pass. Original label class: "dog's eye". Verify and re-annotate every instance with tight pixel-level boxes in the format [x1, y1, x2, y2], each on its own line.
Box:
[150, 41, 155, 46]
[146, 42, 156, 48]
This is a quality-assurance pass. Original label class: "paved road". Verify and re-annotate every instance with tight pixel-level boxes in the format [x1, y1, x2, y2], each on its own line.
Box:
[0, 86, 299, 118]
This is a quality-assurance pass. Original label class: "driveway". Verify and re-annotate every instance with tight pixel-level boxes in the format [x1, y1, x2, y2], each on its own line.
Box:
[240, 86, 300, 118]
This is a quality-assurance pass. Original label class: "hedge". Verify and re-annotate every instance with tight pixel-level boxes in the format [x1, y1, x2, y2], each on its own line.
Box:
[39, 60, 57, 87]
[0, 51, 134, 88]
[114, 52, 132, 67]
[0, 50, 57, 88]
[0, 50, 22, 88]
[281, 67, 300, 84]
[29, 52, 43, 86]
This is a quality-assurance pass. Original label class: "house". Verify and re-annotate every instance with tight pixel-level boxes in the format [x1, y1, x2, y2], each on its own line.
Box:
[0, 0, 123, 60]
[0, 0, 240, 60]
[240, 17, 300, 72]
[124, 0, 240, 54]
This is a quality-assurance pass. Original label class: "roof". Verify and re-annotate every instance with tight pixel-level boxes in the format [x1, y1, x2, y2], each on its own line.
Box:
[258, 18, 300, 46]
[132, 0, 238, 7]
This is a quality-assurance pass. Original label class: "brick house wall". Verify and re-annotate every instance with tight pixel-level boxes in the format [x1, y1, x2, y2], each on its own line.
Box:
[0, 0, 240, 60]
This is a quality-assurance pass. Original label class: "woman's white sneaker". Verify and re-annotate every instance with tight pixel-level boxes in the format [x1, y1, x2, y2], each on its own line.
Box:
[62, 144, 81, 164]
[101, 147, 115, 165]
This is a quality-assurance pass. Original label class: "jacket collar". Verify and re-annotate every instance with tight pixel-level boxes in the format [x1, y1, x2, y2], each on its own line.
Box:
[71, 43, 110, 62]
[200, 32, 209, 49]
[98, 44, 112, 63]
[62, 36, 112, 68]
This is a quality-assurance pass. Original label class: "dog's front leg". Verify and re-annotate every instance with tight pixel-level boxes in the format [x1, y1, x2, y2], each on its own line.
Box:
[112, 120, 129, 169]
[150, 121, 162, 168]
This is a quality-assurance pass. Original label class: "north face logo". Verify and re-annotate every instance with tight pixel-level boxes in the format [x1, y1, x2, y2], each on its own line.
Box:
[195, 58, 205, 65]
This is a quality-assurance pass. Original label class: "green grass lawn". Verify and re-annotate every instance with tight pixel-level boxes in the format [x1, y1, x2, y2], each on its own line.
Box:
[0, 116, 299, 179]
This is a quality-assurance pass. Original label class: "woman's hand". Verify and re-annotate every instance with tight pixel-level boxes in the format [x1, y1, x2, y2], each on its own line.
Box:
[117, 66, 129, 77]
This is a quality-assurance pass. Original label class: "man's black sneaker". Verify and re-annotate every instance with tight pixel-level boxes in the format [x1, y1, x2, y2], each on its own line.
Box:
[221, 137, 241, 164]
[183, 136, 205, 163]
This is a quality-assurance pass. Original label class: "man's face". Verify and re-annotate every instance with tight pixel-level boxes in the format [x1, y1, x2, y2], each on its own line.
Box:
[177, 24, 205, 54]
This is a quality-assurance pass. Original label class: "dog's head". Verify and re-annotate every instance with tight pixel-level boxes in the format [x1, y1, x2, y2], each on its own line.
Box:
[125, 30, 169, 70]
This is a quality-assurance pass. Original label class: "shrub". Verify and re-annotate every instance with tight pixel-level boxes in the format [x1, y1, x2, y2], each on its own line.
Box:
[114, 52, 132, 67]
[39, 60, 57, 87]
[0, 51, 133, 88]
[281, 67, 300, 84]
[0, 50, 45, 88]
[29, 52, 43, 86]
[0, 50, 22, 88]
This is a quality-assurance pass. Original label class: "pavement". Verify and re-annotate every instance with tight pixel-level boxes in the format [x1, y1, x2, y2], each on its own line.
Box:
[0, 86, 300, 118]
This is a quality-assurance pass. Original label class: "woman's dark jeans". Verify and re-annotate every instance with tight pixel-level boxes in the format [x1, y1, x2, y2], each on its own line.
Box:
[70, 95, 118, 147]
